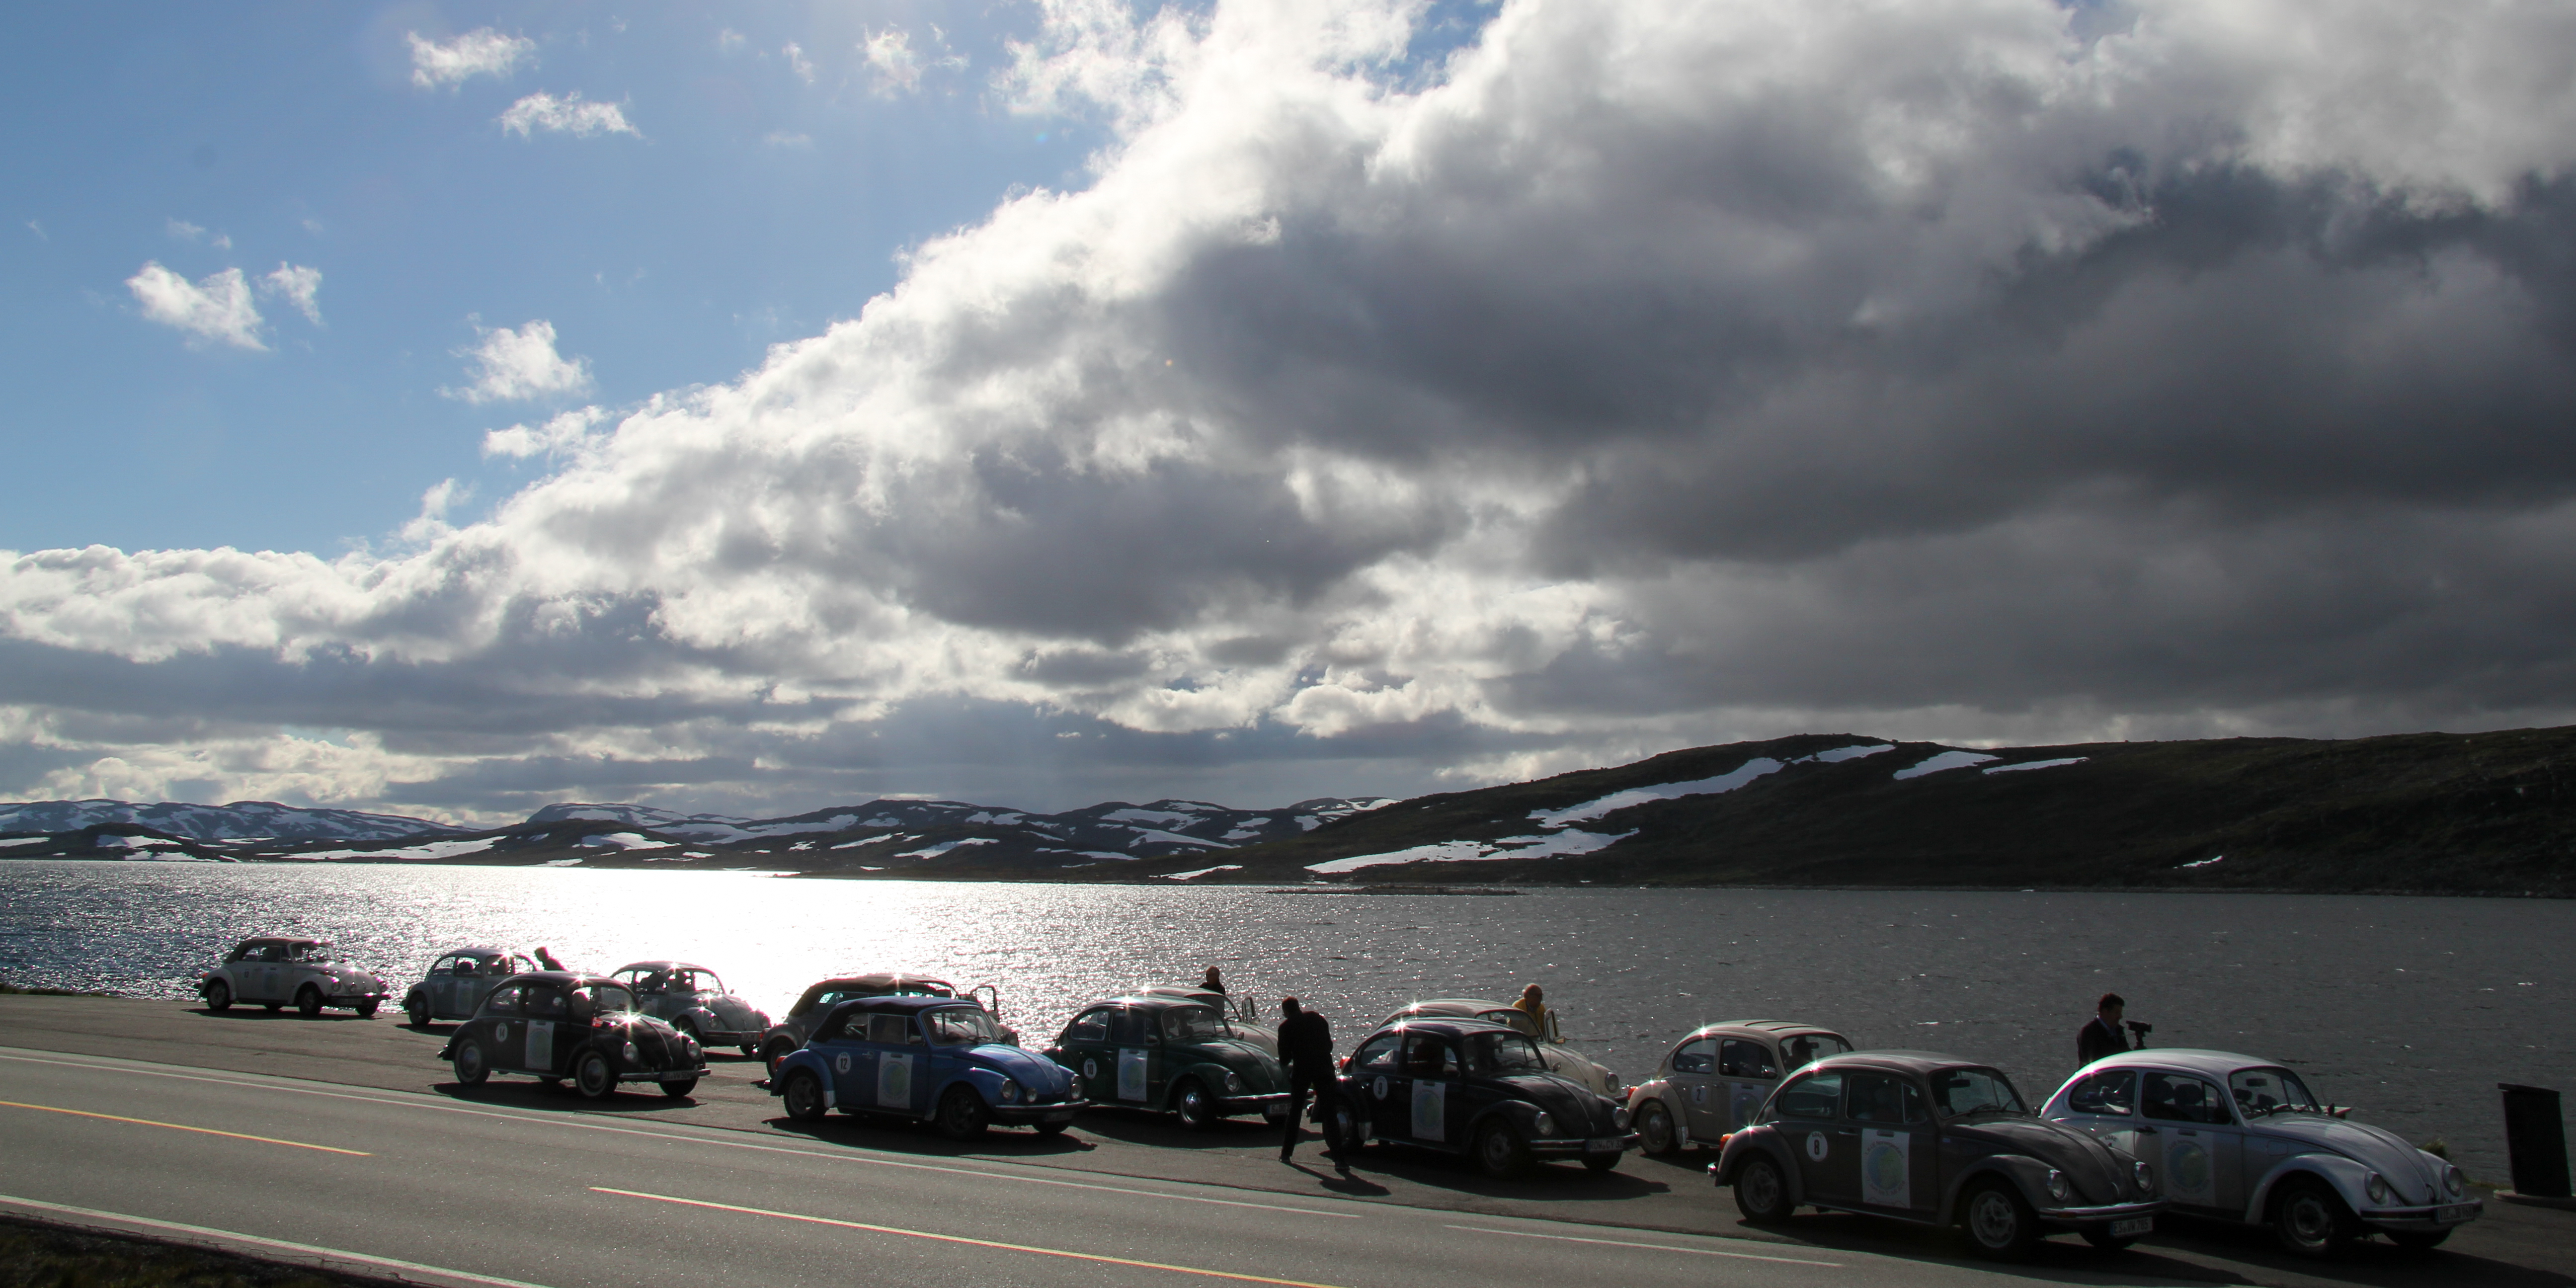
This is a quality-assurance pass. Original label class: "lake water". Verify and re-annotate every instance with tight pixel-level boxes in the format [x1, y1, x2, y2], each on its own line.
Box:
[1, 860, 2563, 1181]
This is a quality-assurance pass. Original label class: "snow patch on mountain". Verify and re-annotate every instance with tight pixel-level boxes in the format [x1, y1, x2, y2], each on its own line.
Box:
[1307, 827, 1635, 874]
[0, 799, 466, 842]
[1894, 750, 2001, 780]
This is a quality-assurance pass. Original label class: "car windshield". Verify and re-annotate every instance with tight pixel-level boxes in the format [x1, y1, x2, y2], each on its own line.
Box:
[572, 984, 636, 1016]
[1780, 1033, 1852, 1069]
[1161, 1006, 1235, 1043]
[1931, 1067, 2028, 1118]
[925, 1007, 1004, 1046]
[673, 970, 722, 994]
[2231, 1066, 2325, 1116]
[1463, 1031, 1549, 1075]
[288, 943, 335, 963]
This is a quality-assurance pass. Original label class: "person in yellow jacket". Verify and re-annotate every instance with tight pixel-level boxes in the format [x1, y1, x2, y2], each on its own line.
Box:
[1511, 983, 1555, 1041]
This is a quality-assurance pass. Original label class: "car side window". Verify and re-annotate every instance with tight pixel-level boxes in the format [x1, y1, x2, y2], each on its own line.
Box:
[1478, 1009, 1540, 1037]
[1109, 1008, 1144, 1045]
[867, 1014, 915, 1045]
[430, 954, 459, 974]
[2142, 1072, 2233, 1125]
[2068, 1069, 2138, 1117]
[1403, 1036, 1457, 1079]
[1671, 1038, 1717, 1075]
[529, 987, 569, 1018]
[1775, 1071, 1843, 1120]
[1847, 1072, 1922, 1124]
[1064, 1009, 1111, 1044]
[1720, 1039, 1779, 1079]
[1352, 1034, 1401, 1072]
[482, 983, 525, 1016]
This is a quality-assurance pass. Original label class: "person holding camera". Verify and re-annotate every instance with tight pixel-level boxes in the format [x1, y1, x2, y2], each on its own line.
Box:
[2077, 992, 2148, 1066]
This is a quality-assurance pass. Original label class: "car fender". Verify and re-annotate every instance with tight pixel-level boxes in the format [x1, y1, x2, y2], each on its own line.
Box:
[1939, 1153, 2053, 1225]
[944, 1063, 1014, 1108]
[1712, 1127, 1805, 1204]
[772, 1049, 835, 1107]
[1166, 1059, 1243, 1104]
[1625, 1079, 1685, 1140]
[2244, 1151, 2374, 1224]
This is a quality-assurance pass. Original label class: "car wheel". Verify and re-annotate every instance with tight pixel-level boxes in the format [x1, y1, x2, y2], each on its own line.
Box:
[356, 999, 379, 1019]
[264, 1003, 282, 1012]
[1033, 1120, 1070, 1136]
[404, 995, 429, 1028]
[1636, 1100, 1678, 1155]
[1962, 1181, 2038, 1260]
[783, 1071, 828, 1122]
[762, 1039, 798, 1077]
[1734, 1154, 1792, 1223]
[574, 1050, 617, 1099]
[2081, 1226, 2139, 1252]
[673, 1017, 701, 1043]
[296, 985, 323, 1017]
[204, 981, 231, 1012]
[739, 1044, 758, 1059]
[452, 1039, 489, 1086]
[1329, 1103, 1367, 1154]
[1474, 1120, 1530, 1178]
[937, 1085, 991, 1141]
[1171, 1078, 1217, 1130]
[2389, 1230, 2450, 1251]
[661, 1077, 697, 1099]
[1582, 1152, 1621, 1173]
[2273, 1178, 2360, 1258]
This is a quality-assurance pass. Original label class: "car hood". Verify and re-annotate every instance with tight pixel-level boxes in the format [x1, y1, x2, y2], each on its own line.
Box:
[1190, 1040, 1287, 1081]
[1949, 1115, 2133, 1202]
[1492, 1073, 1620, 1131]
[967, 1043, 1079, 1093]
[2251, 1114, 2448, 1201]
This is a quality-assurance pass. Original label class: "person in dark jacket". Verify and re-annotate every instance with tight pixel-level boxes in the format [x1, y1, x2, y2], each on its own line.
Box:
[532, 946, 566, 972]
[2077, 992, 2131, 1066]
[1277, 997, 1345, 1166]
[1201, 965, 1225, 995]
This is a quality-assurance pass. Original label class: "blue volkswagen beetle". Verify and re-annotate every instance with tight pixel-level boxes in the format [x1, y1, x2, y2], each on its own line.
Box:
[770, 995, 1086, 1140]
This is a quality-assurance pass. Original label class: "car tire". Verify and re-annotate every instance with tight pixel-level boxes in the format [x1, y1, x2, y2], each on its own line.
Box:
[1582, 1152, 1621, 1173]
[1734, 1154, 1792, 1223]
[1961, 1180, 2038, 1261]
[452, 1039, 489, 1086]
[2388, 1230, 2451, 1251]
[937, 1085, 991, 1141]
[662, 1077, 697, 1099]
[1033, 1120, 1070, 1136]
[2272, 1178, 2360, 1258]
[204, 981, 231, 1012]
[356, 999, 379, 1019]
[296, 985, 323, 1017]
[783, 1071, 828, 1122]
[1171, 1078, 1217, 1130]
[1474, 1120, 1530, 1179]
[404, 995, 429, 1028]
[1329, 1103, 1366, 1155]
[264, 1003, 282, 1013]
[739, 1044, 758, 1059]
[2081, 1226, 2139, 1252]
[673, 1017, 701, 1043]
[574, 1050, 617, 1099]
[762, 1039, 798, 1077]
[1636, 1100, 1678, 1155]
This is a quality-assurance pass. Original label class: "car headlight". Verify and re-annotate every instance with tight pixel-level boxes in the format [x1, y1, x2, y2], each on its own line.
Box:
[1222, 1071, 1247, 1094]
[2046, 1169, 2072, 1202]
[1532, 1111, 1557, 1137]
[1001, 1079, 1022, 1103]
[2366, 1173, 2392, 1205]
[1611, 1106, 1630, 1130]
[2444, 1165, 2465, 1197]
[623, 1041, 640, 1062]
[2134, 1161, 2155, 1194]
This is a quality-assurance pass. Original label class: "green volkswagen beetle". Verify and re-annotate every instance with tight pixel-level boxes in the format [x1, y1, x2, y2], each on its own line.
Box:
[1045, 994, 1289, 1129]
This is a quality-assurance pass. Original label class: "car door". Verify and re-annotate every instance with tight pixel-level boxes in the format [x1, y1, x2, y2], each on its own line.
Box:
[478, 983, 530, 1071]
[1774, 1069, 1853, 1205]
[1056, 1007, 1116, 1103]
[1847, 1072, 1937, 1216]
[1666, 1038, 1720, 1141]
[2140, 1070, 2245, 1214]
[1111, 1007, 1154, 1107]
[1402, 1034, 1460, 1145]
[521, 983, 571, 1076]
[1345, 1032, 1403, 1140]
[248, 944, 285, 1002]
[424, 955, 462, 1016]
[1719, 1038, 1781, 1132]
[869, 1012, 930, 1115]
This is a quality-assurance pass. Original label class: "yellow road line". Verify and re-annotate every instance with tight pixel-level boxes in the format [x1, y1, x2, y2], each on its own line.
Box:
[0, 1099, 369, 1156]
[593, 1187, 1351, 1288]
[1442, 1224, 1844, 1267]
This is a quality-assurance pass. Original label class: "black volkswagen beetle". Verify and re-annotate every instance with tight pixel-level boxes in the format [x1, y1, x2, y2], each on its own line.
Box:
[1710, 1050, 2164, 1259]
[1338, 1018, 1637, 1177]
[435, 971, 708, 1100]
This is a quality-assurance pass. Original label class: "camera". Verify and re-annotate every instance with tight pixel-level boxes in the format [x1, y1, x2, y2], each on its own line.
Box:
[2124, 1020, 2153, 1035]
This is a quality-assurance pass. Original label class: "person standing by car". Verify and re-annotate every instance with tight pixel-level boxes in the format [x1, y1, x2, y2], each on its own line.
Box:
[1512, 983, 1554, 1040]
[533, 947, 566, 972]
[2077, 992, 2132, 1066]
[1201, 965, 1225, 995]
[1278, 997, 1343, 1166]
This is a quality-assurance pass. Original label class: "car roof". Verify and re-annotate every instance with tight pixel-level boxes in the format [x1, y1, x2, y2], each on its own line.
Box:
[1679, 1020, 1846, 1043]
[1797, 1049, 2002, 1076]
[612, 961, 714, 973]
[438, 946, 518, 957]
[492, 971, 620, 988]
[1367, 1017, 1524, 1040]
[2078, 1048, 2280, 1081]
[1079, 994, 1206, 1012]
[811, 972, 954, 990]
[239, 937, 326, 948]
[1391, 998, 1518, 1014]
[824, 995, 984, 1019]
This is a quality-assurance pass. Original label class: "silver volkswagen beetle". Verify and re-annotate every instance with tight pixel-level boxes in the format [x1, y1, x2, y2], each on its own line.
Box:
[2042, 1048, 2479, 1255]
[401, 947, 539, 1027]
[1627, 1019, 1852, 1154]
[611, 961, 771, 1057]
[198, 937, 389, 1017]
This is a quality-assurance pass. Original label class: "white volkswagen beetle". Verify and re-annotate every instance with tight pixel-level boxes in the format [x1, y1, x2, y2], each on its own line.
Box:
[2042, 1049, 2478, 1256]
[199, 937, 390, 1018]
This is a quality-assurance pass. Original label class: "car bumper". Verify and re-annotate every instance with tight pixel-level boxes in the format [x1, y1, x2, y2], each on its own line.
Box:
[630, 1064, 711, 1083]
[328, 990, 390, 1005]
[2359, 1200, 2482, 1231]
[2033, 1199, 2164, 1228]
[992, 1099, 1090, 1124]
[1220, 1091, 1292, 1118]
[1530, 1132, 1639, 1159]
[694, 1029, 763, 1046]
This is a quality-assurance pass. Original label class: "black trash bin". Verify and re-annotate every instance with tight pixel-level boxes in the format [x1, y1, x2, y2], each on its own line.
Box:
[2500, 1083, 2571, 1198]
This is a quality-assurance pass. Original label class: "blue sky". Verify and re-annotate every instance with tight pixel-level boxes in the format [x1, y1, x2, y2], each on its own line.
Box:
[3, 0, 2574, 823]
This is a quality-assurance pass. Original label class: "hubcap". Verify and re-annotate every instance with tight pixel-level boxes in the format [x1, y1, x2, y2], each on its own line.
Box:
[2285, 1193, 2331, 1246]
[1743, 1163, 1780, 1213]
[1971, 1191, 2017, 1246]
[788, 1075, 819, 1116]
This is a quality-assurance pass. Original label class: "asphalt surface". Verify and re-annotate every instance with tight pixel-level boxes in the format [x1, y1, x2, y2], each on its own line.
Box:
[2, 994, 2570, 1288]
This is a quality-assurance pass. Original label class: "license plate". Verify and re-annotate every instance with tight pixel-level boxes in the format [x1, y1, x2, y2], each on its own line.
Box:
[1043, 1110, 1075, 1123]
[1263, 1104, 1287, 1120]
[2436, 1205, 2475, 1224]
[1586, 1138, 1619, 1154]
[2110, 1217, 2152, 1237]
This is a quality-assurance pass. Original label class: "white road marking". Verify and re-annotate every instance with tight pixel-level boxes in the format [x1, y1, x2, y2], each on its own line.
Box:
[0, 1192, 555, 1288]
[1443, 1224, 1845, 1267]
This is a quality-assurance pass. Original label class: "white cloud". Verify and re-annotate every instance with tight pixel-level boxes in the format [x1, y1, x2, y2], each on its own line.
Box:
[26, 0, 2576, 816]
[763, 131, 813, 150]
[165, 219, 231, 250]
[24, 220, 43, 241]
[442, 319, 593, 404]
[863, 27, 965, 97]
[408, 29, 536, 90]
[125, 262, 263, 350]
[784, 41, 816, 84]
[399, 478, 469, 544]
[257, 263, 322, 324]
[496, 91, 640, 139]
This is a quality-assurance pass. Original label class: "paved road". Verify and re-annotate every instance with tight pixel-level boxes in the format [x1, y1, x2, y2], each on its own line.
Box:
[4, 995, 2570, 1288]
[2, 1045, 2143, 1288]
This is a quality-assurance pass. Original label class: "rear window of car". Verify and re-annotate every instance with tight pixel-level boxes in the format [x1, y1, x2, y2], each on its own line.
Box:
[2067, 1069, 2137, 1116]
[1776, 1071, 1843, 1119]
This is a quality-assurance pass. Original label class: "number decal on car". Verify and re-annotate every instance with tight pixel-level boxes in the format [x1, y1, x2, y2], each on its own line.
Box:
[1807, 1130, 1829, 1161]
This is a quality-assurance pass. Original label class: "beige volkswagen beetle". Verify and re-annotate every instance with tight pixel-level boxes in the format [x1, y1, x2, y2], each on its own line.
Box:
[1626, 1019, 1852, 1154]
[1379, 998, 1620, 1097]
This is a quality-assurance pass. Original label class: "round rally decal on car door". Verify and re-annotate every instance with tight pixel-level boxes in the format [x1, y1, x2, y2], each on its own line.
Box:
[1806, 1130, 1829, 1161]
[835, 1053, 851, 1074]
